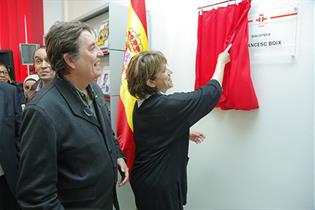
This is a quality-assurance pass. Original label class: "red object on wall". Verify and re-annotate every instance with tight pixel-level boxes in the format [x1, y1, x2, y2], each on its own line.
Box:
[195, 0, 258, 110]
[0, 0, 43, 82]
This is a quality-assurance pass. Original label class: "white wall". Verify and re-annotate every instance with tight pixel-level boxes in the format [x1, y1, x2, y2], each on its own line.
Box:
[313, 1, 315, 208]
[43, 0, 64, 34]
[64, 0, 107, 21]
[44, 0, 108, 29]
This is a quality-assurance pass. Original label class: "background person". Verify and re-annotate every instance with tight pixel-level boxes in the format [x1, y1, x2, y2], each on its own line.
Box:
[0, 63, 10, 83]
[0, 63, 24, 105]
[33, 46, 55, 88]
[22, 74, 39, 108]
[0, 82, 22, 210]
[126, 46, 231, 210]
[25, 47, 55, 104]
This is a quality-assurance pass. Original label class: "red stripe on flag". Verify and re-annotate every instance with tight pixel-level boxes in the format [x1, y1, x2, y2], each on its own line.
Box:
[131, 0, 147, 34]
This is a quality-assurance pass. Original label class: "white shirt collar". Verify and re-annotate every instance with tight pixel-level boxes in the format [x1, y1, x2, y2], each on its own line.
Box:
[136, 95, 151, 108]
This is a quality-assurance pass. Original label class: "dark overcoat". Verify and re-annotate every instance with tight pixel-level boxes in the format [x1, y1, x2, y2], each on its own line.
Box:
[0, 82, 21, 195]
[130, 80, 222, 210]
[17, 77, 123, 210]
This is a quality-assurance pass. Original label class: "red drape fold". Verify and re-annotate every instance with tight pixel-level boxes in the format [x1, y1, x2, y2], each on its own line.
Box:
[0, 0, 43, 82]
[195, 0, 258, 110]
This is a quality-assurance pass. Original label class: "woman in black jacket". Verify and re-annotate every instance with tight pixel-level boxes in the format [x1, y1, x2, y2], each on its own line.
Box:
[126, 45, 231, 210]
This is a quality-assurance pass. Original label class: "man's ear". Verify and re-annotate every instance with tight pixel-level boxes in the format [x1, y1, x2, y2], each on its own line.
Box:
[146, 79, 156, 88]
[63, 53, 76, 69]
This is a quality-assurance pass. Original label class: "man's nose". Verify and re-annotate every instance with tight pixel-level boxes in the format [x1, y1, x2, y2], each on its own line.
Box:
[40, 60, 51, 69]
[96, 46, 104, 57]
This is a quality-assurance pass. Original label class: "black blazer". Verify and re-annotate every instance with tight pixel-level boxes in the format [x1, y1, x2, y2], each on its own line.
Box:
[17, 77, 123, 210]
[0, 82, 22, 195]
[130, 80, 222, 210]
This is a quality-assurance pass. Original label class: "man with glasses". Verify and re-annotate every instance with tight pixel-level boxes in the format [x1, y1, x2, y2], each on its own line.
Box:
[0, 63, 10, 83]
[0, 63, 24, 108]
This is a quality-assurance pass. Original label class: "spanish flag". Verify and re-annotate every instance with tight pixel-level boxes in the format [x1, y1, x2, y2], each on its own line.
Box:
[116, 0, 149, 171]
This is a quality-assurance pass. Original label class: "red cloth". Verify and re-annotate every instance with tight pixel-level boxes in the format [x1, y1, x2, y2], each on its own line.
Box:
[0, 0, 43, 82]
[195, 0, 258, 110]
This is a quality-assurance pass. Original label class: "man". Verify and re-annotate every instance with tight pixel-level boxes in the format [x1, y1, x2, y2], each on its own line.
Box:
[17, 21, 128, 210]
[0, 63, 24, 106]
[25, 47, 55, 104]
[0, 63, 10, 83]
[0, 82, 22, 210]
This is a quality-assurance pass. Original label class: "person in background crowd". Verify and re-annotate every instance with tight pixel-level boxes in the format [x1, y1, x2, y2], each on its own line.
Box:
[0, 63, 24, 105]
[0, 63, 10, 83]
[22, 74, 39, 108]
[0, 81, 22, 210]
[125, 45, 231, 210]
[26, 47, 55, 103]
[17, 21, 128, 210]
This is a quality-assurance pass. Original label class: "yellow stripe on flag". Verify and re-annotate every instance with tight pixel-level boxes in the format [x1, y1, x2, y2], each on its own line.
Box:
[119, 79, 136, 131]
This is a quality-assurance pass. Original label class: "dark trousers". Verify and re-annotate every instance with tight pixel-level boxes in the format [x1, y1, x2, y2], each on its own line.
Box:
[0, 175, 19, 210]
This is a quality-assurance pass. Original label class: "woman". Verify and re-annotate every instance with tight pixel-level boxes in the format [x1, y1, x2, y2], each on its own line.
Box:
[126, 45, 231, 210]
[22, 74, 39, 108]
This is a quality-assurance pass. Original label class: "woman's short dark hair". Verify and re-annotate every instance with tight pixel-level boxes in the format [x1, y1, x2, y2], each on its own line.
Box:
[45, 21, 92, 76]
[126, 51, 167, 99]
